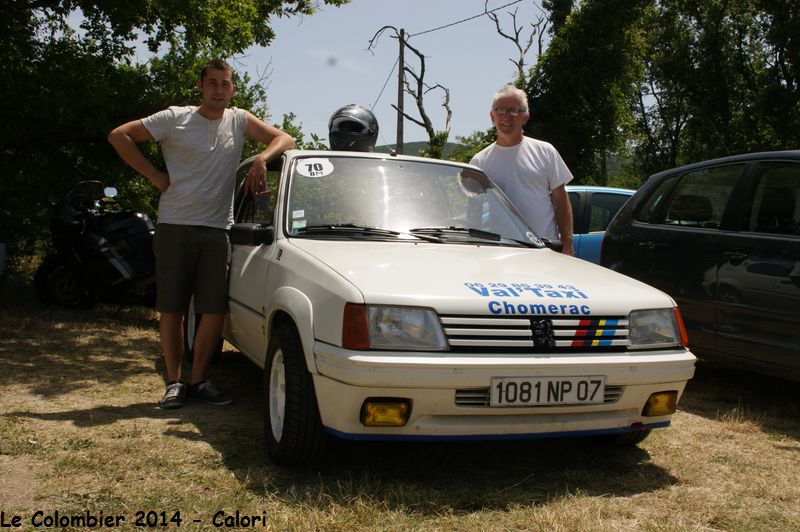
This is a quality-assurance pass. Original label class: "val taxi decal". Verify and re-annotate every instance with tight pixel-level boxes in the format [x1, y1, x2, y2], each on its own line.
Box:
[464, 281, 591, 316]
[297, 158, 334, 178]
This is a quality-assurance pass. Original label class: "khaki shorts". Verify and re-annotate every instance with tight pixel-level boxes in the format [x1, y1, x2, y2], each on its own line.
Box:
[153, 224, 230, 314]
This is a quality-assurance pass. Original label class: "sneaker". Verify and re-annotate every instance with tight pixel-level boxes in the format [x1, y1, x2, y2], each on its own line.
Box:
[159, 381, 186, 409]
[186, 380, 232, 406]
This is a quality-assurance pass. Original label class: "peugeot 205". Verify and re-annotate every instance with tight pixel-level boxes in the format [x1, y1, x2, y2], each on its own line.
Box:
[223, 150, 696, 465]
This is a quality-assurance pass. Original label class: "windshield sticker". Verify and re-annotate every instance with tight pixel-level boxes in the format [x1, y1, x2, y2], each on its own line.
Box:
[292, 209, 305, 218]
[292, 219, 307, 230]
[464, 281, 591, 316]
[297, 158, 334, 178]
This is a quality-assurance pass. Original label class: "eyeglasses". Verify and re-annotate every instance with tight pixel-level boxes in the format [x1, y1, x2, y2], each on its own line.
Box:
[492, 107, 524, 116]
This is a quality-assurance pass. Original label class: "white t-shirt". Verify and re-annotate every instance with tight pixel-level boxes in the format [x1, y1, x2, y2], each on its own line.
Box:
[142, 106, 248, 229]
[470, 136, 573, 239]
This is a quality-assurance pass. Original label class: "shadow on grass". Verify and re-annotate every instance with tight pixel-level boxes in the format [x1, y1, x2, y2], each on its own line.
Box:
[0, 284, 680, 513]
[0, 302, 160, 397]
[680, 361, 800, 441]
[6, 340, 680, 513]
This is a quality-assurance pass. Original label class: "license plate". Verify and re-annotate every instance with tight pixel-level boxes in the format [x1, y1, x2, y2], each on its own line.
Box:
[490, 376, 605, 406]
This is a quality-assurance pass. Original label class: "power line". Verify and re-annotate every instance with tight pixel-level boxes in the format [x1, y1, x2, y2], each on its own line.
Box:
[408, 0, 523, 37]
[371, 56, 399, 111]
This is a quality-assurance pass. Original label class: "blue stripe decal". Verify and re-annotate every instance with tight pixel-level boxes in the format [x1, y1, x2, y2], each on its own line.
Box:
[323, 421, 671, 442]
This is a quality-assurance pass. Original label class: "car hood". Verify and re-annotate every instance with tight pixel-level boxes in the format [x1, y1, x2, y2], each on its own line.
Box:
[288, 239, 674, 316]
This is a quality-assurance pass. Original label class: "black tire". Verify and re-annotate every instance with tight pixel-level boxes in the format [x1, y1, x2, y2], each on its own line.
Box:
[33, 257, 93, 308]
[264, 321, 328, 465]
[182, 295, 222, 362]
[606, 429, 651, 446]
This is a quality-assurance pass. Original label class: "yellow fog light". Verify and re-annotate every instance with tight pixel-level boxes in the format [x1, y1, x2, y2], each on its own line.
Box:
[361, 399, 411, 427]
[642, 391, 678, 417]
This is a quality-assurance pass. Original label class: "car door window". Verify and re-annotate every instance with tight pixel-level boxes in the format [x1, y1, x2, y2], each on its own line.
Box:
[742, 162, 800, 236]
[642, 164, 744, 228]
[588, 192, 630, 232]
[234, 158, 283, 224]
[568, 191, 582, 233]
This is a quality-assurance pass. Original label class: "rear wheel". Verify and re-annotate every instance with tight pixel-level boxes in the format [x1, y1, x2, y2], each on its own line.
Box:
[34, 257, 93, 308]
[264, 321, 328, 465]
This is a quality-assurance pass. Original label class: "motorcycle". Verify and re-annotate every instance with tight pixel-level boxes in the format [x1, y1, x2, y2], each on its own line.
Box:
[34, 180, 156, 308]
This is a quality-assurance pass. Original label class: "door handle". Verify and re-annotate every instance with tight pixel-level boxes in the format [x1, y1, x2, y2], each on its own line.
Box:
[723, 251, 747, 263]
[638, 241, 656, 250]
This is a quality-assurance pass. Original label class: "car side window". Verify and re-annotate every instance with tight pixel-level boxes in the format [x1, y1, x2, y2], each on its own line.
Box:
[635, 175, 678, 223]
[588, 192, 630, 232]
[641, 164, 743, 228]
[742, 162, 800, 235]
[568, 191, 582, 233]
[234, 158, 283, 224]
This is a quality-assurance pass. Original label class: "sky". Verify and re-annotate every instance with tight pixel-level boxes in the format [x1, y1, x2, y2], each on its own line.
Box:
[234, 0, 548, 146]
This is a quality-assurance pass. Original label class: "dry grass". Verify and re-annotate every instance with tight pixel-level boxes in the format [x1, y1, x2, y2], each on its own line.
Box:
[1, 269, 799, 531]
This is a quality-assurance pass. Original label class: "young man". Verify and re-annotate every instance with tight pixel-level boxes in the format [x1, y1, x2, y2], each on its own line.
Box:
[470, 85, 574, 255]
[108, 59, 294, 409]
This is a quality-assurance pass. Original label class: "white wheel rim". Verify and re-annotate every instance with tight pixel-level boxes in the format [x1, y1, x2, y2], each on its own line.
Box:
[269, 349, 286, 442]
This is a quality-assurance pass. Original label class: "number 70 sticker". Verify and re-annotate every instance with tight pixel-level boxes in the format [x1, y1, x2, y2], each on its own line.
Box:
[297, 158, 334, 178]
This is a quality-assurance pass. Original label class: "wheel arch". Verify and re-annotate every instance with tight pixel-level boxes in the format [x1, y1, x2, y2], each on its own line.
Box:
[266, 286, 317, 374]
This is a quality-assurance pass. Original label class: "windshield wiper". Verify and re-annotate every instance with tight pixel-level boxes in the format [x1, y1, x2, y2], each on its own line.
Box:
[295, 224, 402, 237]
[408, 226, 503, 242]
[294, 224, 440, 242]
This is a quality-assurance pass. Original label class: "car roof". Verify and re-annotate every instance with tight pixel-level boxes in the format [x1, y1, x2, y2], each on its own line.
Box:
[565, 185, 635, 194]
[648, 150, 800, 181]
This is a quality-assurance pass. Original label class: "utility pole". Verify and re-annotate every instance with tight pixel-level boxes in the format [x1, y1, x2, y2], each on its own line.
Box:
[396, 28, 405, 154]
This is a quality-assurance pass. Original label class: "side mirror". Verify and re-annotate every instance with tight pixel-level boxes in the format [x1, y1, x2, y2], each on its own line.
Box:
[230, 223, 274, 246]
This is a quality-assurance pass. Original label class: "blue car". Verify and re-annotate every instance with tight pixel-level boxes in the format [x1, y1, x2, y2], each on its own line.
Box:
[567, 186, 635, 264]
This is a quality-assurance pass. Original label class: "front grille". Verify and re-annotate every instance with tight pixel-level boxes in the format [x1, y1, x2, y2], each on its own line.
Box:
[455, 385, 625, 407]
[440, 315, 629, 353]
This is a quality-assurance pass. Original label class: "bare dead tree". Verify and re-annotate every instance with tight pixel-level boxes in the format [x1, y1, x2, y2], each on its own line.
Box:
[368, 26, 452, 157]
[485, 0, 549, 85]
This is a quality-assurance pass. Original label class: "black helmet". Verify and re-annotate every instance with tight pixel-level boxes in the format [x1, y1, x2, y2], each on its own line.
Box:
[328, 104, 379, 151]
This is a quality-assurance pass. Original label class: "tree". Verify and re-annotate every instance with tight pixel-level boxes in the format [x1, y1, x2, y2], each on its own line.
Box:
[0, 0, 349, 265]
[485, 0, 549, 87]
[448, 128, 497, 164]
[368, 27, 452, 159]
[630, 0, 800, 179]
[527, 0, 649, 184]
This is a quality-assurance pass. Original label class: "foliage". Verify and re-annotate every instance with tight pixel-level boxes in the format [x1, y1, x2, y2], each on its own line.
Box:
[527, 0, 649, 185]
[0, 0, 348, 263]
[631, 0, 800, 178]
[448, 128, 497, 164]
[519, 0, 799, 186]
[276, 113, 329, 150]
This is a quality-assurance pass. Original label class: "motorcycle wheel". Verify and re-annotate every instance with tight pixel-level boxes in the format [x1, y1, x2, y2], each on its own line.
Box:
[34, 257, 94, 308]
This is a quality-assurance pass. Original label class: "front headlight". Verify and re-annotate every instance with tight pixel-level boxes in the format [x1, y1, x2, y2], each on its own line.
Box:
[628, 308, 687, 349]
[342, 303, 447, 351]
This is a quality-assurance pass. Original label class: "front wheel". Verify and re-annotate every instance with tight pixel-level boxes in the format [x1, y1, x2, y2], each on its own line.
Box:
[263, 321, 328, 465]
[33, 257, 93, 308]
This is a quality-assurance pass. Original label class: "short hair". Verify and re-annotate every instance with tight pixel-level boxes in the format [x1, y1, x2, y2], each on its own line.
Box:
[200, 58, 235, 84]
[492, 85, 529, 114]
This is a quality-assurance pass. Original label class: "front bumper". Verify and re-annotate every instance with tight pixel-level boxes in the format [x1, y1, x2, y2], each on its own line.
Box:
[313, 342, 696, 440]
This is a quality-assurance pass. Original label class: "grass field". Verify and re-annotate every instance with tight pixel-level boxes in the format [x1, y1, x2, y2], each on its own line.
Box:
[1, 270, 799, 531]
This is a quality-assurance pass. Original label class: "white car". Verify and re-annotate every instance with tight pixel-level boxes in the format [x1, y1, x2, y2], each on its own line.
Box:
[223, 150, 696, 465]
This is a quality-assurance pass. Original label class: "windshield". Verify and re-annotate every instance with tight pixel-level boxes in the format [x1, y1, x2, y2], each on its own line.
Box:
[285, 156, 540, 245]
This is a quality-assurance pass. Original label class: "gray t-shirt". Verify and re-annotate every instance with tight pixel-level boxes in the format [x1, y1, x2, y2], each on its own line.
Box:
[142, 106, 248, 229]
